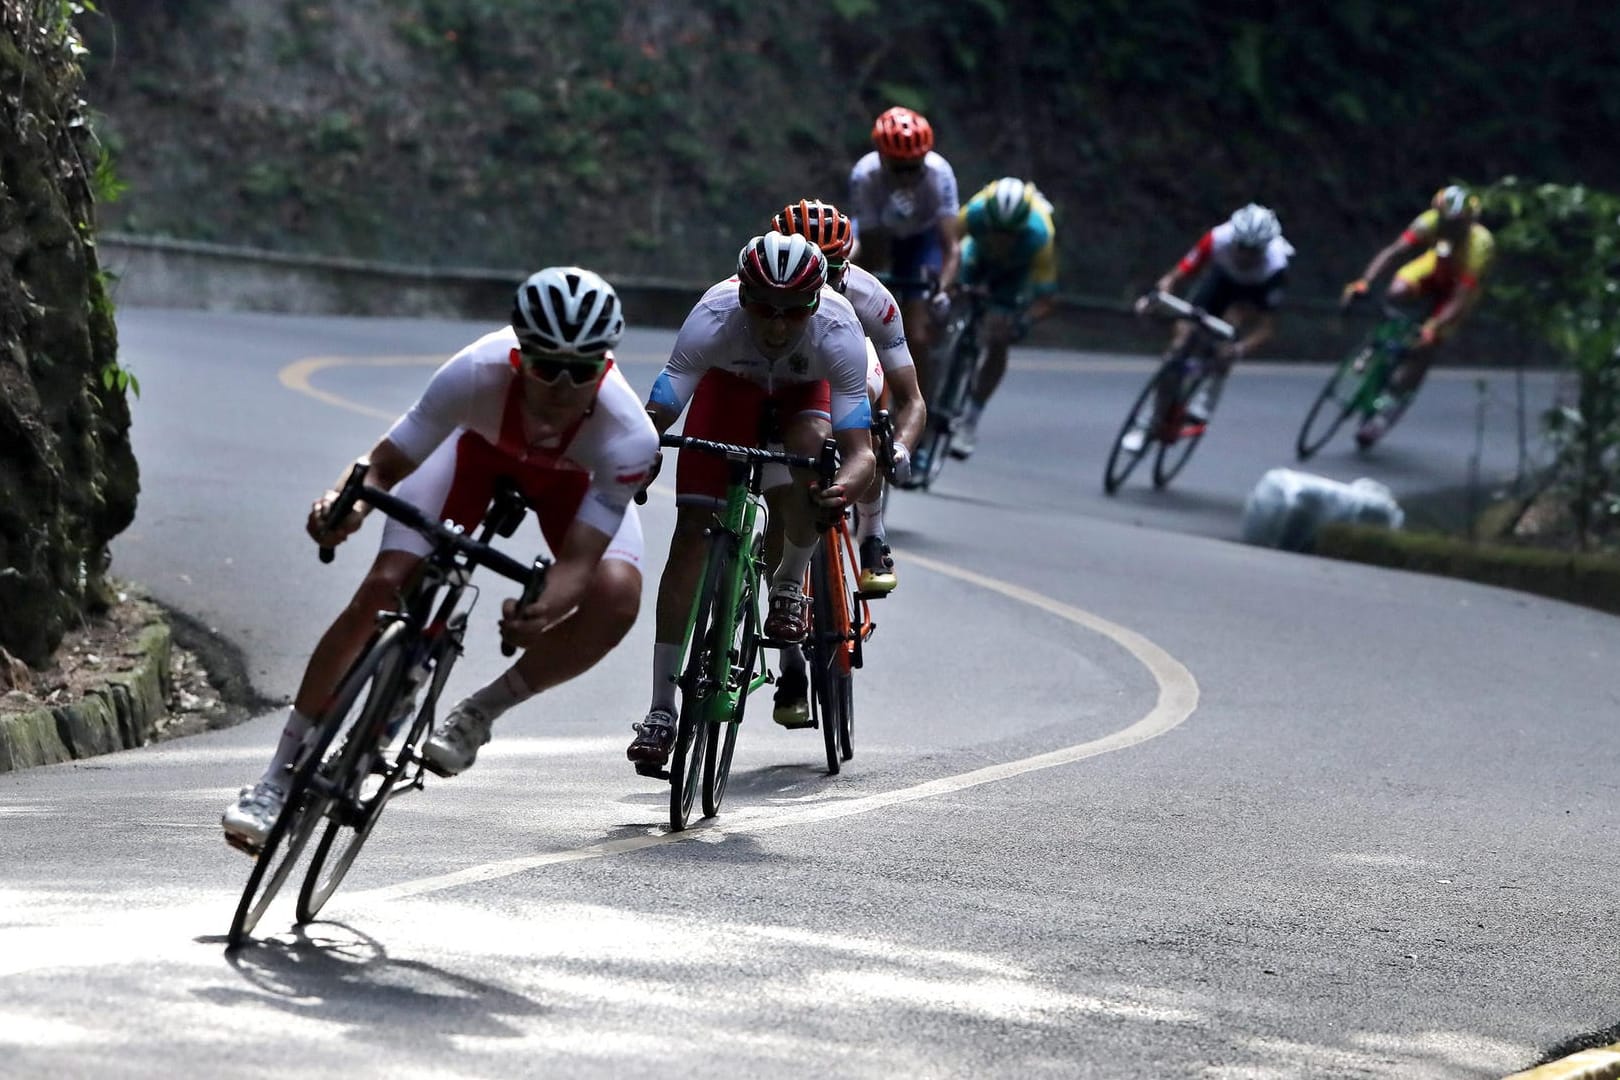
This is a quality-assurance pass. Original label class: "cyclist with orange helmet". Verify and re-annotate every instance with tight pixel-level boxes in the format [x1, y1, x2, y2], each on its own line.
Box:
[848, 106, 961, 403]
[1340, 184, 1496, 445]
[767, 198, 928, 725]
[627, 233, 877, 766]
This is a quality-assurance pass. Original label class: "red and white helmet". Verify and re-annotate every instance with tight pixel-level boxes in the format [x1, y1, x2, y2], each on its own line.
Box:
[736, 232, 827, 305]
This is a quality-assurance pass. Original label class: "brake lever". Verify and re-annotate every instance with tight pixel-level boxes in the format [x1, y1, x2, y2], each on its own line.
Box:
[500, 556, 550, 657]
[318, 462, 371, 563]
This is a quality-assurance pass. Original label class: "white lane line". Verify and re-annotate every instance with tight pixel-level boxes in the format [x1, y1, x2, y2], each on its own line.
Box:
[344, 553, 1197, 905]
[274, 352, 1200, 906]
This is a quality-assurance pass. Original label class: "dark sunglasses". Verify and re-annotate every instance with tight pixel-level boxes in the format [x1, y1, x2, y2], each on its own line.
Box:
[521, 349, 605, 385]
[740, 291, 819, 321]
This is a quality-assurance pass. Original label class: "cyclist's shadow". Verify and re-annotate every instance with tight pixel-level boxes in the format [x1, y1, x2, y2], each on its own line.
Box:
[196, 922, 548, 1044]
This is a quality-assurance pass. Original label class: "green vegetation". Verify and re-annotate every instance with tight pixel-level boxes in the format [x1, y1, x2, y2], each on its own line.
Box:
[1476, 180, 1620, 550]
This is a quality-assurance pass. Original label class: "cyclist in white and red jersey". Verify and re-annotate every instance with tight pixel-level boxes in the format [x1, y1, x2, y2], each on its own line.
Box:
[628, 233, 877, 766]
[1138, 203, 1294, 426]
[768, 198, 927, 725]
[222, 268, 658, 851]
[848, 106, 961, 402]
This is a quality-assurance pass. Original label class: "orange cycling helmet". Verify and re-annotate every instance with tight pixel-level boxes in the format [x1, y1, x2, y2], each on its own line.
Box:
[772, 199, 855, 262]
[872, 106, 934, 161]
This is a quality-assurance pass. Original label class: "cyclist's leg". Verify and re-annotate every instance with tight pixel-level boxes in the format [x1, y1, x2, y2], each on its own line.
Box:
[763, 385, 832, 642]
[855, 355, 896, 593]
[892, 230, 942, 397]
[961, 294, 1020, 453]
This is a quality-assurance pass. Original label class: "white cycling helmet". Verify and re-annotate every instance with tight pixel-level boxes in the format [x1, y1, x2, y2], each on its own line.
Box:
[1228, 203, 1281, 248]
[985, 177, 1033, 230]
[512, 266, 624, 356]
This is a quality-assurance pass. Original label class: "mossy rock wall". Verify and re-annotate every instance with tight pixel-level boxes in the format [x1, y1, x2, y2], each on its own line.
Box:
[0, 3, 139, 666]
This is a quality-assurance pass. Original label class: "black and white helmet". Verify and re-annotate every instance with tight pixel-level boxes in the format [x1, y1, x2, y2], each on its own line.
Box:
[1228, 203, 1281, 249]
[511, 267, 624, 356]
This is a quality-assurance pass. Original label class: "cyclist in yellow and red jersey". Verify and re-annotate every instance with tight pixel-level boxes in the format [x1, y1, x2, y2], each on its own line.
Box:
[1341, 184, 1496, 445]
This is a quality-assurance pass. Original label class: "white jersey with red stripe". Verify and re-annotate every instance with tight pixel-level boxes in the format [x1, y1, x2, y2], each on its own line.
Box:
[1177, 222, 1295, 285]
[847, 150, 960, 240]
[384, 327, 659, 537]
[839, 263, 914, 373]
[648, 278, 873, 432]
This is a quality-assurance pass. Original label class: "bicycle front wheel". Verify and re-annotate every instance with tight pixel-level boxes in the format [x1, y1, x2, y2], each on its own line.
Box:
[227, 623, 408, 948]
[702, 535, 760, 818]
[298, 634, 446, 923]
[1153, 371, 1222, 489]
[809, 541, 852, 776]
[1296, 353, 1361, 460]
[671, 534, 730, 831]
[1103, 366, 1165, 494]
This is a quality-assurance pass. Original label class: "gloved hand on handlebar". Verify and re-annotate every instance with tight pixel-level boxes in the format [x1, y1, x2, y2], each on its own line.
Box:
[928, 289, 952, 321]
[632, 451, 663, 505]
[889, 442, 912, 486]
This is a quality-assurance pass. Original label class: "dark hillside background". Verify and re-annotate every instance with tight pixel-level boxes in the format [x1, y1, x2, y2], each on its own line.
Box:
[83, 0, 1620, 300]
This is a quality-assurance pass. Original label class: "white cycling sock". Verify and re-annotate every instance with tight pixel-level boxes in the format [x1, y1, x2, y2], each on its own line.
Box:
[965, 398, 984, 424]
[263, 707, 315, 784]
[773, 538, 816, 588]
[650, 642, 680, 714]
[463, 667, 534, 721]
[855, 499, 884, 543]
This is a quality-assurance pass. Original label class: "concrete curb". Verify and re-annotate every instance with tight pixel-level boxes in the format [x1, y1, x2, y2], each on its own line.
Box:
[1505, 1044, 1620, 1079]
[0, 620, 173, 773]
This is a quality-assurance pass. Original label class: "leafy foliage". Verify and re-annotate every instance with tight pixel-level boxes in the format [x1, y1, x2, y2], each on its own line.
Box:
[1479, 179, 1620, 548]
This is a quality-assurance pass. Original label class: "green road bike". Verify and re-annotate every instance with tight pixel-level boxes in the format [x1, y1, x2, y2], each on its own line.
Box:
[1103, 291, 1238, 494]
[644, 432, 835, 831]
[1296, 303, 1422, 459]
[228, 466, 546, 949]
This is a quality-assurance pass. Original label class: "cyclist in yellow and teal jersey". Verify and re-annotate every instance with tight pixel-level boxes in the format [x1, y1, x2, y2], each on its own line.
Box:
[1340, 184, 1496, 446]
[943, 177, 1059, 461]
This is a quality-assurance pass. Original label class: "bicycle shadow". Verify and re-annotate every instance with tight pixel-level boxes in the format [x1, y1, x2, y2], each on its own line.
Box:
[193, 922, 548, 1045]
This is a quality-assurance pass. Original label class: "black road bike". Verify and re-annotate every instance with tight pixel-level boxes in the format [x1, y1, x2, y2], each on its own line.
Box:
[227, 464, 547, 949]
[1103, 291, 1238, 494]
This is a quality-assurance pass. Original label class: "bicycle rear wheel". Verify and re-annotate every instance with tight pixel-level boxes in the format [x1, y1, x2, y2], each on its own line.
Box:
[227, 623, 407, 948]
[1296, 352, 1362, 460]
[1103, 366, 1165, 494]
[702, 536, 759, 818]
[1153, 370, 1222, 489]
[298, 636, 445, 923]
[671, 534, 730, 831]
[920, 327, 979, 486]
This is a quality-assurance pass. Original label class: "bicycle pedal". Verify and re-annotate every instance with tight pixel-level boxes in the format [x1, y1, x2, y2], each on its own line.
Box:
[854, 590, 891, 602]
[633, 762, 671, 781]
[224, 831, 262, 858]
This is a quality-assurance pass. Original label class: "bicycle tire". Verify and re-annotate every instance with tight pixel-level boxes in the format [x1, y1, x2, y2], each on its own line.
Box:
[1103, 366, 1164, 494]
[227, 623, 405, 948]
[1295, 353, 1362, 460]
[702, 535, 759, 818]
[809, 543, 847, 776]
[297, 633, 441, 923]
[1153, 370, 1222, 489]
[919, 322, 980, 486]
[670, 534, 729, 831]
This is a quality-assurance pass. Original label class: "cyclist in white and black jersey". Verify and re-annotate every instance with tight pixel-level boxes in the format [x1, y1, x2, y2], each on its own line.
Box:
[628, 233, 877, 768]
[848, 106, 961, 399]
[767, 198, 927, 726]
[1139, 203, 1294, 424]
[222, 268, 659, 851]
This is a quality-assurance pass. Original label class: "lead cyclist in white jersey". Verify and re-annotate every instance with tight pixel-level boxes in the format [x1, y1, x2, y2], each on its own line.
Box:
[848, 106, 961, 403]
[766, 198, 927, 725]
[627, 233, 877, 766]
[222, 268, 659, 851]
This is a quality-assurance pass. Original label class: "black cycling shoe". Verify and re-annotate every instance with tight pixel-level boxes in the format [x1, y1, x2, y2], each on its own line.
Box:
[772, 668, 812, 729]
[627, 709, 677, 767]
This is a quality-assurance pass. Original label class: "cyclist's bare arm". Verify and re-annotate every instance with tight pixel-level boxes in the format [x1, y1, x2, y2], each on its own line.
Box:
[1358, 236, 1420, 287]
[1425, 280, 1481, 337]
[1231, 309, 1275, 356]
[936, 216, 962, 291]
[817, 428, 876, 510]
[307, 437, 417, 546]
[886, 364, 927, 452]
[501, 518, 614, 646]
[1028, 294, 1057, 321]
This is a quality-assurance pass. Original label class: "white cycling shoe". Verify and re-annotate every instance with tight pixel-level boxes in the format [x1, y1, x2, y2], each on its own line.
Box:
[222, 780, 287, 853]
[423, 701, 493, 777]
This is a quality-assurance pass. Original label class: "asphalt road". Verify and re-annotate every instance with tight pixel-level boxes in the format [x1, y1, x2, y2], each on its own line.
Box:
[1, 309, 1613, 1079]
